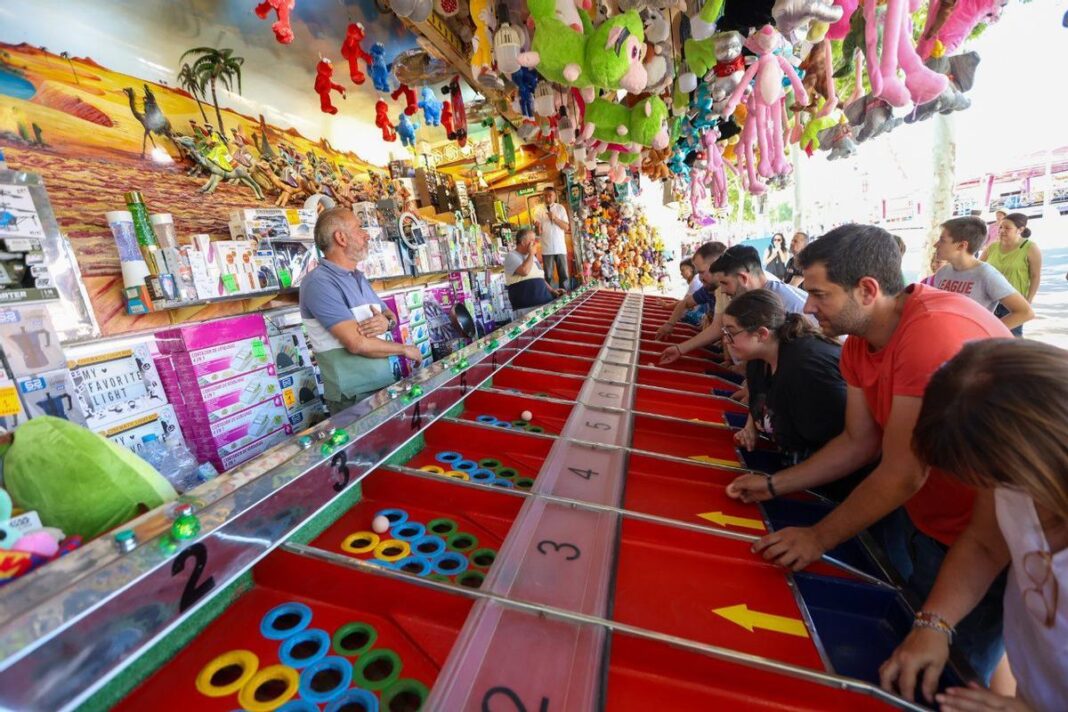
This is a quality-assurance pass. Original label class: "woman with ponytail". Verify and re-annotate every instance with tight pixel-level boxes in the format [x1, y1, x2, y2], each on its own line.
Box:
[723, 289, 848, 475]
[982, 212, 1042, 336]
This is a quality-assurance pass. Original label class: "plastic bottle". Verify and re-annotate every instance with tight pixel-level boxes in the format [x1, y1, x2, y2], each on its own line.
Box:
[140, 434, 200, 493]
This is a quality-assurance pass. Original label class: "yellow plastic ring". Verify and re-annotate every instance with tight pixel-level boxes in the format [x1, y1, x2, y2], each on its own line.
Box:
[237, 664, 299, 711]
[195, 649, 259, 697]
[341, 531, 380, 555]
[444, 471, 470, 481]
[373, 539, 411, 562]
[419, 465, 445, 474]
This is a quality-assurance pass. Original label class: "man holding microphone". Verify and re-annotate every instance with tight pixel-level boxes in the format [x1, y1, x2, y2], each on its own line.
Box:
[532, 186, 571, 289]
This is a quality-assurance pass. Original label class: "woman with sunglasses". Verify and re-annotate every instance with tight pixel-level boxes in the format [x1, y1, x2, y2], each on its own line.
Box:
[764, 233, 789, 281]
[880, 339, 1068, 711]
[722, 290, 848, 482]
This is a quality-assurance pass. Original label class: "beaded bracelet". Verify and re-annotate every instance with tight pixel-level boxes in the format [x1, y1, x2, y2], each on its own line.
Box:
[913, 611, 955, 643]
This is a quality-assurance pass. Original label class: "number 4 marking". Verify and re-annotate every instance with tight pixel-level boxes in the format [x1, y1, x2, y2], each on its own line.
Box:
[568, 467, 598, 480]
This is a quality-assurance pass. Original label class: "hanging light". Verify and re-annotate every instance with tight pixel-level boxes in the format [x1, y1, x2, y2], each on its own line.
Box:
[494, 23, 523, 75]
[533, 82, 556, 117]
[557, 107, 576, 144]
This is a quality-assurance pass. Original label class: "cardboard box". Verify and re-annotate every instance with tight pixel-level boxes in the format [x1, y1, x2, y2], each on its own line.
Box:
[16, 368, 86, 425]
[97, 404, 186, 456]
[0, 304, 65, 377]
[68, 343, 167, 430]
[279, 367, 321, 415]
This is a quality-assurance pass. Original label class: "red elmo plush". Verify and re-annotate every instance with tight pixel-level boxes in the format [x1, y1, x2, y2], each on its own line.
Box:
[340, 22, 372, 85]
[391, 84, 419, 116]
[314, 59, 346, 114]
[254, 0, 295, 44]
[375, 99, 397, 141]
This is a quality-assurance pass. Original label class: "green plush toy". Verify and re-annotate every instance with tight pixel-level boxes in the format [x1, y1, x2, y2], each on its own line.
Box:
[1, 416, 176, 540]
[583, 95, 671, 150]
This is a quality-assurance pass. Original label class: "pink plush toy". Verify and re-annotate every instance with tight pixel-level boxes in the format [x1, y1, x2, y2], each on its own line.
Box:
[826, 0, 859, 40]
[917, 0, 1007, 60]
[689, 156, 710, 220]
[735, 94, 766, 195]
[864, 0, 947, 108]
[702, 128, 736, 208]
[722, 25, 808, 180]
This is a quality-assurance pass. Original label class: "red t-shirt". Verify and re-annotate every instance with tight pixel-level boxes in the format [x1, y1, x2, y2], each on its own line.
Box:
[840, 284, 1012, 546]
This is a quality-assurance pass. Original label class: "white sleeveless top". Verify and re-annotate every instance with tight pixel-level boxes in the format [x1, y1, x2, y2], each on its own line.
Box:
[994, 487, 1068, 711]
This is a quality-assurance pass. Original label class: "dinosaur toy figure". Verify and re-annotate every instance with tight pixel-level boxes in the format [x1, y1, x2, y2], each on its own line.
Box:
[254, 0, 295, 44]
[375, 99, 397, 141]
[863, 0, 946, 108]
[512, 67, 540, 117]
[392, 84, 419, 115]
[917, 0, 1006, 60]
[418, 86, 443, 126]
[369, 43, 393, 93]
[340, 23, 373, 84]
[314, 59, 346, 114]
[397, 114, 419, 147]
[174, 136, 265, 199]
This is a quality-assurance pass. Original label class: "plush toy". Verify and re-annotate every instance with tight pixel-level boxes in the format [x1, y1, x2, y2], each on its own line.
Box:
[512, 67, 540, 117]
[826, 0, 859, 39]
[723, 25, 807, 179]
[641, 146, 673, 181]
[583, 96, 671, 149]
[418, 86, 443, 126]
[341, 23, 372, 84]
[702, 128, 736, 208]
[771, 0, 844, 40]
[845, 94, 901, 143]
[397, 113, 419, 147]
[796, 38, 838, 116]
[314, 59, 346, 114]
[917, 0, 1006, 60]
[254, 0, 295, 44]
[905, 51, 981, 123]
[391, 84, 419, 115]
[818, 120, 858, 159]
[864, 0, 947, 108]
[441, 100, 454, 136]
[798, 103, 841, 153]
[375, 98, 397, 141]
[369, 43, 393, 93]
[470, 0, 500, 86]
[436, 0, 461, 17]
[708, 31, 746, 113]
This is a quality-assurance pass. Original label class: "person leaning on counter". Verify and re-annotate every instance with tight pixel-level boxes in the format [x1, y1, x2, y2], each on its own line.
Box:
[299, 207, 421, 414]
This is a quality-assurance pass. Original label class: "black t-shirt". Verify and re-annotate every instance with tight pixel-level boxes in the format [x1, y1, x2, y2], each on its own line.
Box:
[783, 256, 803, 286]
[746, 336, 845, 454]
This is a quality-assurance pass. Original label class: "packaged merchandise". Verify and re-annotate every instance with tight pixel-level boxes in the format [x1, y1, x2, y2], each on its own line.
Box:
[68, 343, 167, 430]
[16, 368, 87, 425]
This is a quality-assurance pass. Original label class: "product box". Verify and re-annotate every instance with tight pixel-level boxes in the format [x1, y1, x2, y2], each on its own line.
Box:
[217, 426, 290, 471]
[0, 304, 66, 377]
[279, 367, 321, 415]
[187, 397, 287, 450]
[158, 313, 269, 352]
[192, 234, 222, 296]
[251, 248, 281, 291]
[229, 209, 291, 240]
[98, 404, 185, 456]
[269, 328, 311, 375]
[68, 343, 167, 430]
[193, 366, 281, 421]
[183, 246, 217, 300]
[285, 208, 317, 240]
[16, 368, 86, 425]
[286, 400, 328, 430]
[269, 240, 317, 289]
[172, 339, 273, 388]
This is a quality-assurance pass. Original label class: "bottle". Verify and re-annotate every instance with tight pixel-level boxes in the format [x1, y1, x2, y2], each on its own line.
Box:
[125, 191, 161, 277]
[140, 434, 201, 494]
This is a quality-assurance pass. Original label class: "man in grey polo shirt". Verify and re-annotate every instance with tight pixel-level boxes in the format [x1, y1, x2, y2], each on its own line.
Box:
[300, 207, 421, 414]
[710, 244, 810, 314]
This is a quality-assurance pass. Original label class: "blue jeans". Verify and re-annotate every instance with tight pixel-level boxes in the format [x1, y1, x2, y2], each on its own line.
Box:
[994, 303, 1023, 337]
[871, 509, 1006, 684]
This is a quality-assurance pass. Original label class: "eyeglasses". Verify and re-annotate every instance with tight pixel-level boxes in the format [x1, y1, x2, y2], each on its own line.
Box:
[721, 326, 746, 345]
[1022, 550, 1059, 628]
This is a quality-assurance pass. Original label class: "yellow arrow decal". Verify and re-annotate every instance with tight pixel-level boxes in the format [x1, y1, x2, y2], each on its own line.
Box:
[689, 455, 740, 467]
[712, 604, 809, 638]
[697, 511, 766, 532]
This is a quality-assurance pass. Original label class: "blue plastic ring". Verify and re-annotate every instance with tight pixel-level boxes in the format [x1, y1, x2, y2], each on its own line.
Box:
[432, 551, 469, 576]
[325, 689, 379, 712]
[454, 460, 478, 471]
[476, 415, 498, 424]
[435, 451, 463, 464]
[279, 701, 321, 712]
[260, 602, 313, 640]
[298, 656, 352, 704]
[279, 628, 330, 668]
[391, 521, 426, 541]
[394, 556, 432, 576]
[493, 421, 514, 429]
[411, 534, 446, 558]
[489, 478, 515, 489]
[375, 508, 408, 526]
[364, 558, 397, 569]
[468, 469, 495, 482]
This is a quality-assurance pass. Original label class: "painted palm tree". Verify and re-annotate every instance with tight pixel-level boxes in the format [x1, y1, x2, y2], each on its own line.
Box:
[179, 47, 244, 139]
[177, 62, 209, 123]
[59, 51, 80, 85]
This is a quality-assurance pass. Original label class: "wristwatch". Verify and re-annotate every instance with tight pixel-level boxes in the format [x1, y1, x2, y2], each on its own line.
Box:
[386, 314, 397, 330]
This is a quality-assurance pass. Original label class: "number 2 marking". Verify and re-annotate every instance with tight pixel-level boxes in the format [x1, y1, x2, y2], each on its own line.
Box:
[172, 543, 215, 613]
[536, 540, 581, 561]
[481, 686, 549, 712]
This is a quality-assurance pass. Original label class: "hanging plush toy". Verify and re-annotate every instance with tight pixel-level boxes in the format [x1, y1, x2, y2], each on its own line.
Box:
[863, 0, 947, 108]
[341, 23, 372, 84]
[827, 0, 859, 39]
[709, 31, 746, 113]
[397, 113, 419, 147]
[441, 100, 454, 137]
[512, 67, 539, 117]
[470, 0, 501, 87]
[905, 51, 981, 123]
[314, 59, 346, 114]
[369, 43, 393, 93]
[771, 0, 844, 41]
[917, 0, 1006, 60]
[254, 0, 295, 44]
[722, 25, 807, 180]
[391, 84, 419, 115]
[375, 99, 397, 141]
[702, 128, 736, 208]
[584, 96, 671, 183]
[418, 86, 443, 126]
[796, 38, 838, 116]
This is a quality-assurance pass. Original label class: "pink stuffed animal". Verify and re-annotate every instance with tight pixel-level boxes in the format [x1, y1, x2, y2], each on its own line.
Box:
[864, 0, 947, 108]
[722, 25, 808, 180]
[827, 0, 859, 40]
[702, 128, 736, 208]
[689, 156, 710, 219]
[917, 0, 1007, 60]
[735, 94, 766, 195]
[254, 0, 295, 44]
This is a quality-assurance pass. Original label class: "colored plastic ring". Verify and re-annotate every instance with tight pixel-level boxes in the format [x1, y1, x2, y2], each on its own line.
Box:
[514, 477, 536, 490]
[260, 602, 313, 640]
[469, 548, 497, 569]
[478, 458, 502, 470]
[331, 622, 377, 657]
[428, 574, 451, 583]
[435, 451, 463, 464]
[279, 628, 330, 669]
[411, 534, 447, 558]
[510, 420, 529, 428]
[493, 421, 514, 429]
[431, 551, 469, 576]
[457, 570, 486, 589]
[238, 664, 299, 711]
[391, 522, 426, 541]
[489, 479, 514, 489]
[341, 531, 380, 555]
[298, 656, 352, 704]
[364, 558, 397, 569]
[454, 459, 478, 471]
[527, 426, 545, 434]
[426, 518, 458, 537]
[446, 532, 479, 553]
[375, 509, 409, 526]
[380, 679, 429, 712]
[373, 539, 411, 562]
[352, 648, 403, 691]
[418, 465, 445, 474]
[469, 468, 496, 482]
[444, 470, 470, 481]
[195, 649, 259, 697]
[279, 701, 320, 712]
[394, 556, 432, 576]
[325, 688, 379, 712]
[495, 468, 518, 480]
[476, 415, 498, 424]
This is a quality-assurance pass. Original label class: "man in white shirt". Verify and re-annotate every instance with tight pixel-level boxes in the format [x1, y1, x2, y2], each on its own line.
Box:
[533, 186, 570, 289]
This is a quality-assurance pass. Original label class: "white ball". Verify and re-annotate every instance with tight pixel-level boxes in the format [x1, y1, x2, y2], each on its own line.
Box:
[521, 410, 533, 422]
[371, 515, 390, 534]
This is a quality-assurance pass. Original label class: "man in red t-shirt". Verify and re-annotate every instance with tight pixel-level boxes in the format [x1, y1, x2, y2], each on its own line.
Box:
[726, 224, 1011, 683]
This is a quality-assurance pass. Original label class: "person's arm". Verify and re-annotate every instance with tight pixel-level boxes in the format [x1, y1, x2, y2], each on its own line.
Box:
[328, 320, 421, 360]
[1026, 242, 1042, 302]
[356, 304, 395, 338]
[513, 249, 536, 277]
[979, 244, 992, 261]
[879, 490, 1009, 704]
[551, 205, 569, 231]
[659, 310, 724, 364]
[998, 291, 1034, 329]
[656, 294, 697, 339]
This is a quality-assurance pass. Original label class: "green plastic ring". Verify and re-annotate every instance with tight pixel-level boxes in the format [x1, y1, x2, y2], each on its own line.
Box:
[527, 426, 544, 434]
[332, 622, 377, 657]
[426, 518, 458, 537]
[478, 458, 502, 471]
[515, 477, 535, 490]
[457, 570, 486, 589]
[469, 548, 497, 569]
[352, 648, 403, 691]
[380, 678, 430, 712]
[495, 468, 518, 480]
[446, 531, 479, 553]
[510, 420, 529, 429]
